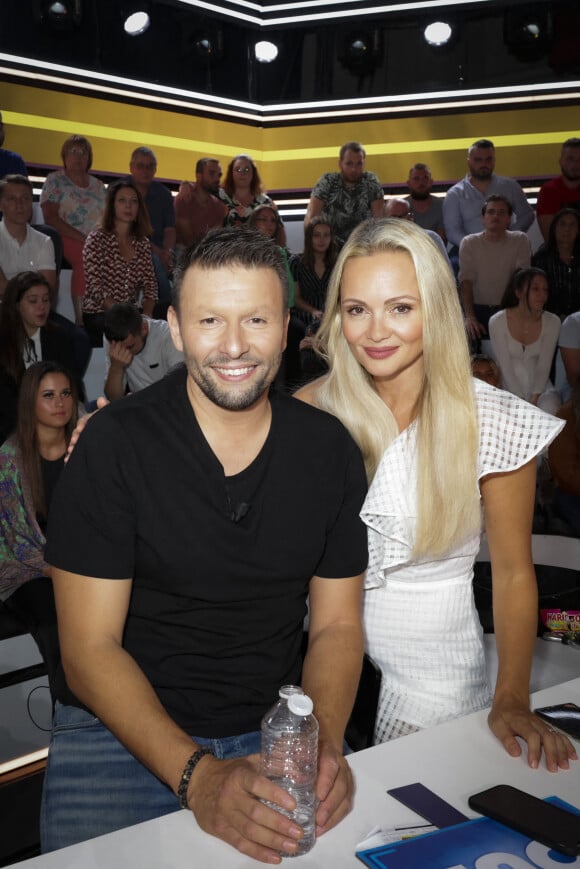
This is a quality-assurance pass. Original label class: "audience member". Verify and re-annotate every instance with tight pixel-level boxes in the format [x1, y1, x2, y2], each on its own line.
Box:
[305, 142, 383, 245]
[103, 303, 183, 401]
[405, 162, 445, 240]
[41, 227, 367, 859]
[559, 310, 580, 395]
[291, 216, 338, 325]
[220, 154, 286, 246]
[40, 135, 105, 325]
[0, 272, 81, 444]
[128, 146, 176, 301]
[384, 197, 452, 269]
[489, 268, 561, 414]
[247, 204, 294, 305]
[174, 158, 227, 247]
[548, 382, 580, 535]
[0, 175, 56, 298]
[459, 194, 531, 340]
[0, 361, 79, 701]
[471, 354, 501, 388]
[0, 111, 27, 177]
[443, 139, 534, 256]
[532, 208, 580, 318]
[295, 217, 573, 770]
[536, 138, 580, 241]
[82, 180, 157, 346]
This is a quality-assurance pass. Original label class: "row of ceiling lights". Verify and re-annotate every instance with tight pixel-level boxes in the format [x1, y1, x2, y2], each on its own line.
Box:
[40, 1, 552, 61]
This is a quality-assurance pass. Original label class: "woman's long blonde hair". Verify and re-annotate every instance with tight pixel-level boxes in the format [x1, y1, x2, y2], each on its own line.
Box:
[315, 218, 480, 557]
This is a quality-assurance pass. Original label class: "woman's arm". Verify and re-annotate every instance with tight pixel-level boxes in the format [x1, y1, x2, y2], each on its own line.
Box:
[82, 231, 109, 312]
[41, 200, 86, 243]
[482, 460, 577, 771]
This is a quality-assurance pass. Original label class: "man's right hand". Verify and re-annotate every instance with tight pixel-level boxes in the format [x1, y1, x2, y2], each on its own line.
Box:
[109, 341, 133, 369]
[188, 754, 305, 864]
[65, 397, 109, 462]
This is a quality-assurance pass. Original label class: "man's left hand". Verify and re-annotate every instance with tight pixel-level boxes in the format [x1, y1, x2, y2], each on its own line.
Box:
[314, 740, 354, 835]
[488, 700, 577, 772]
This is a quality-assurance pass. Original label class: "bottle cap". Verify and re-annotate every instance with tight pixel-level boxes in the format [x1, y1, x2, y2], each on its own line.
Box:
[288, 694, 314, 716]
[279, 685, 304, 699]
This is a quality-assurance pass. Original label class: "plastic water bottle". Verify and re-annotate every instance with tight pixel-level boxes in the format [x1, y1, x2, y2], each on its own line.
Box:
[261, 685, 319, 857]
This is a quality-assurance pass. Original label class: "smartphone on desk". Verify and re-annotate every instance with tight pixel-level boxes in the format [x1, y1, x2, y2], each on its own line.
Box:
[534, 702, 580, 740]
[468, 784, 580, 857]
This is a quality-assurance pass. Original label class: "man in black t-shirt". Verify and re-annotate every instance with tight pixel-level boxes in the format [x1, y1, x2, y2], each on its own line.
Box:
[43, 228, 368, 861]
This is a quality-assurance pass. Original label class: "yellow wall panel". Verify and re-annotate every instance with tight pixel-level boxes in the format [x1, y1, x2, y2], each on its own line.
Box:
[1, 80, 576, 191]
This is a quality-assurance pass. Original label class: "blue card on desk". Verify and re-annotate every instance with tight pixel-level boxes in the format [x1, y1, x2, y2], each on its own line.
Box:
[356, 797, 580, 868]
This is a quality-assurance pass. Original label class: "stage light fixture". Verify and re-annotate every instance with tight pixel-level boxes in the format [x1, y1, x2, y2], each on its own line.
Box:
[38, 0, 82, 27]
[124, 11, 150, 36]
[504, 9, 553, 62]
[254, 41, 279, 63]
[340, 30, 383, 78]
[424, 21, 453, 47]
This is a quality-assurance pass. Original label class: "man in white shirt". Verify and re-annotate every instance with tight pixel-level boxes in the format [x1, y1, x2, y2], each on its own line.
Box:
[459, 194, 531, 340]
[103, 303, 184, 400]
[0, 174, 56, 299]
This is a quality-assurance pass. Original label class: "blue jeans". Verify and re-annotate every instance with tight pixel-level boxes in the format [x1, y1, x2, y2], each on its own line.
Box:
[41, 702, 262, 853]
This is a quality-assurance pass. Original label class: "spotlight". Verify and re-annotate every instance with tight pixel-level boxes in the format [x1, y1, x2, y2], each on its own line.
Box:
[504, 9, 553, 61]
[124, 11, 150, 36]
[191, 29, 224, 63]
[339, 30, 383, 77]
[254, 41, 279, 63]
[34, 0, 82, 27]
[424, 21, 453, 47]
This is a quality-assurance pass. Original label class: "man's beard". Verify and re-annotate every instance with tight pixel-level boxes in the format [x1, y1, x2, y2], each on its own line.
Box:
[186, 353, 282, 411]
[409, 190, 430, 201]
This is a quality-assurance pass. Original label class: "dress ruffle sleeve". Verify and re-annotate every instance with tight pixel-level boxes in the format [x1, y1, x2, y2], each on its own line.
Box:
[361, 380, 564, 590]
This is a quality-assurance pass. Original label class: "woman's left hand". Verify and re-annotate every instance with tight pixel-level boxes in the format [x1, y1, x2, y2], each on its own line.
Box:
[488, 700, 577, 771]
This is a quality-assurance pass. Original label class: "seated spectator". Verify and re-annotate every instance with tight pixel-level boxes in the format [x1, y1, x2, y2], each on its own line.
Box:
[40, 135, 105, 325]
[459, 194, 531, 341]
[0, 110, 27, 178]
[532, 208, 580, 318]
[290, 216, 337, 326]
[220, 154, 286, 246]
[0, 272, 83, 444]
[0, 174, 56, 299]
[559, 310, 580, 396]
[304, 141, 384, 246]
[470, 353, 501, 388]
[489, 268, 560, 414]
[82, 180, 157, 347]
[174, 158, 227, 247]
[536, 138, 580, 241]
[405, 162, 446, 241]
[128, 146, 176, 302]
[247, 205, 294, 305]
[384, 198, 452, 270]
[548, 382, 580, 535]
[0, 361, 79, 702]
[103, 303, 183, 401]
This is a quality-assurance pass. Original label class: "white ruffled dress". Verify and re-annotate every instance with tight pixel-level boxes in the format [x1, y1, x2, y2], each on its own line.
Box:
[361, 379, 564, 743]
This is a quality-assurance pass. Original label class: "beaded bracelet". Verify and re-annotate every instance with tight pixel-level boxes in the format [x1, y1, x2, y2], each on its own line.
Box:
[177, 747, 214, 809]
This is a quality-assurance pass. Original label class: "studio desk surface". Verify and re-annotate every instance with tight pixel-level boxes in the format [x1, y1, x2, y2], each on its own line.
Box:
[18, 678, 580, 869]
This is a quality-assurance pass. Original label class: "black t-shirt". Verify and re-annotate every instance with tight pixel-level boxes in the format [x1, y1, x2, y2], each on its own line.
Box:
[46, 368, 368, 736]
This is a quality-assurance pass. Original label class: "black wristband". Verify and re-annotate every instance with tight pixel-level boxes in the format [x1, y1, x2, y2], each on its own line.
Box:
[177, 747, 214, 809]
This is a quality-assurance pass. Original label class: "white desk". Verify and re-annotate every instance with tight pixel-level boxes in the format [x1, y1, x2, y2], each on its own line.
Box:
[16, 677, 580, 868]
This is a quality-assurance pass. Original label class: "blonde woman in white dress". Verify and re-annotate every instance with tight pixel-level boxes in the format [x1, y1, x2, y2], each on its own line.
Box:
[297, 218, 576, 772]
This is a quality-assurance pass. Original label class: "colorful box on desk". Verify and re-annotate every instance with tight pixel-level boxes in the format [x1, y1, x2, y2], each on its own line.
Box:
[356, 797, 580, 869]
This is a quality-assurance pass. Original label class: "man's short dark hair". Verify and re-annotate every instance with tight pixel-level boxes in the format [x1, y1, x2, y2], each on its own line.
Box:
[103, 303, 143, 343]
[0, 174, 33, 197]
[562, 138, 580, 151]
[469, 139, 495, 154]
[130, 146, 157, 165]
[195, 157, 218, 175]
[409, 162, 431, 175]
[339, 141, 366, 160]
[172, 227, 289, 313]
[482, 194, 513, 216]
